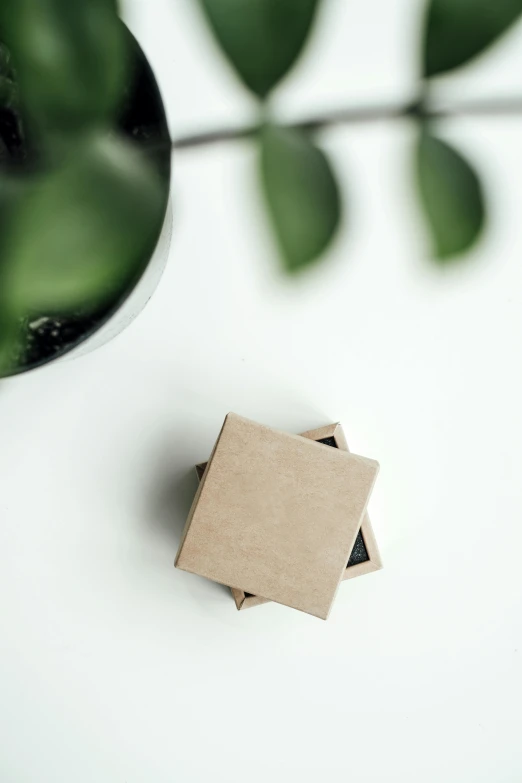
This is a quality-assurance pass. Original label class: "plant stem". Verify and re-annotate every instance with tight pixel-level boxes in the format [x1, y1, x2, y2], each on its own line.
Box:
[172, 95, 522, 150]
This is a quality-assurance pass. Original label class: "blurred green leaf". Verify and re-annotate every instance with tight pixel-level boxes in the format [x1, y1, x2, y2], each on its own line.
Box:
[416, 130, 485, 261]
[260, 123, 341, 273]
[0, 0, 126, 137]
[0, 311, 19, 376]
[198, 0, 320, 98]
[0, 43, 12, 75]
[0, 176, 26, 373]
[0, 75, 17, 109]
[423, 0, 522, 77]
[2, 133, 164, 316]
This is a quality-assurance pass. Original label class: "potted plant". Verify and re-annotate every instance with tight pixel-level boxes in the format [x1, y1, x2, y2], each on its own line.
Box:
[3, 0, 521, 382]
[0, 1, 171, 377]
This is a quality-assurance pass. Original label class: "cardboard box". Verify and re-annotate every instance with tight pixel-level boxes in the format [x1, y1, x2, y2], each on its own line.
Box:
[176, 414, 380, 619]
[195, 422, 383, 611]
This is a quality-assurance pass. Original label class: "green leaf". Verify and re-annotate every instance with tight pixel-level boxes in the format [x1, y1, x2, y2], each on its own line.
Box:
[0, 310, 20, 376]
[0, 75, 17, 109]
[2, 133, 164, 315]
[198, 0, 320, 97]
[0, 43, 12, 76]
[0, 0, 126, 136]
[423, 0, 522, 77]
[415, 130, 485, 261]
[260, 124, 341, 273]
[0, 176, 27, 374]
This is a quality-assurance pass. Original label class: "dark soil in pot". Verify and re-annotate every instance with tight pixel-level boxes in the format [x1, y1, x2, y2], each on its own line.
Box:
[0, 26, 171, 377]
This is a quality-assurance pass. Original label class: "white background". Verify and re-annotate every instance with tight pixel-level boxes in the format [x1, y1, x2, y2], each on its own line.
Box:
[1, 0, 522, 780]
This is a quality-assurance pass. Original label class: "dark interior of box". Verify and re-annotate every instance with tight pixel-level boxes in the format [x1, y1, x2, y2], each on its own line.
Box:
[317, 436, 370, 567]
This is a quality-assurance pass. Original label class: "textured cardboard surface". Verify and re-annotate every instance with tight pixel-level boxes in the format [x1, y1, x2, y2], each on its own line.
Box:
[196, 422, 383, 611]
[176, 413, 379, 619]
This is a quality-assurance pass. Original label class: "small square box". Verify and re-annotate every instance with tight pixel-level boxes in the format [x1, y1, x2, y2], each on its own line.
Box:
[175, 414, 379, 619]
[195, 422, 383, 611]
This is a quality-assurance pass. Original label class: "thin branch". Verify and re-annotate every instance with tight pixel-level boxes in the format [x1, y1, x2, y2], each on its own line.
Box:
[172, 95, 522, 150]
[427, 95, 522, 118]
[173, 124, 257, 149]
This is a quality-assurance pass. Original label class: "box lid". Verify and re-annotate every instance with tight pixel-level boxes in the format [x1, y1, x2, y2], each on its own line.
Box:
[175, 413, 379, 619]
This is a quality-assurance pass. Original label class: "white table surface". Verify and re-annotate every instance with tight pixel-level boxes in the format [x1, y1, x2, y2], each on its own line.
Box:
[1, 1, 522, 780]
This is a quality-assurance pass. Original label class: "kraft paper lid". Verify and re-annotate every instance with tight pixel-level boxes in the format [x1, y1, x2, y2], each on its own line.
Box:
[175, 413, 379, 619]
